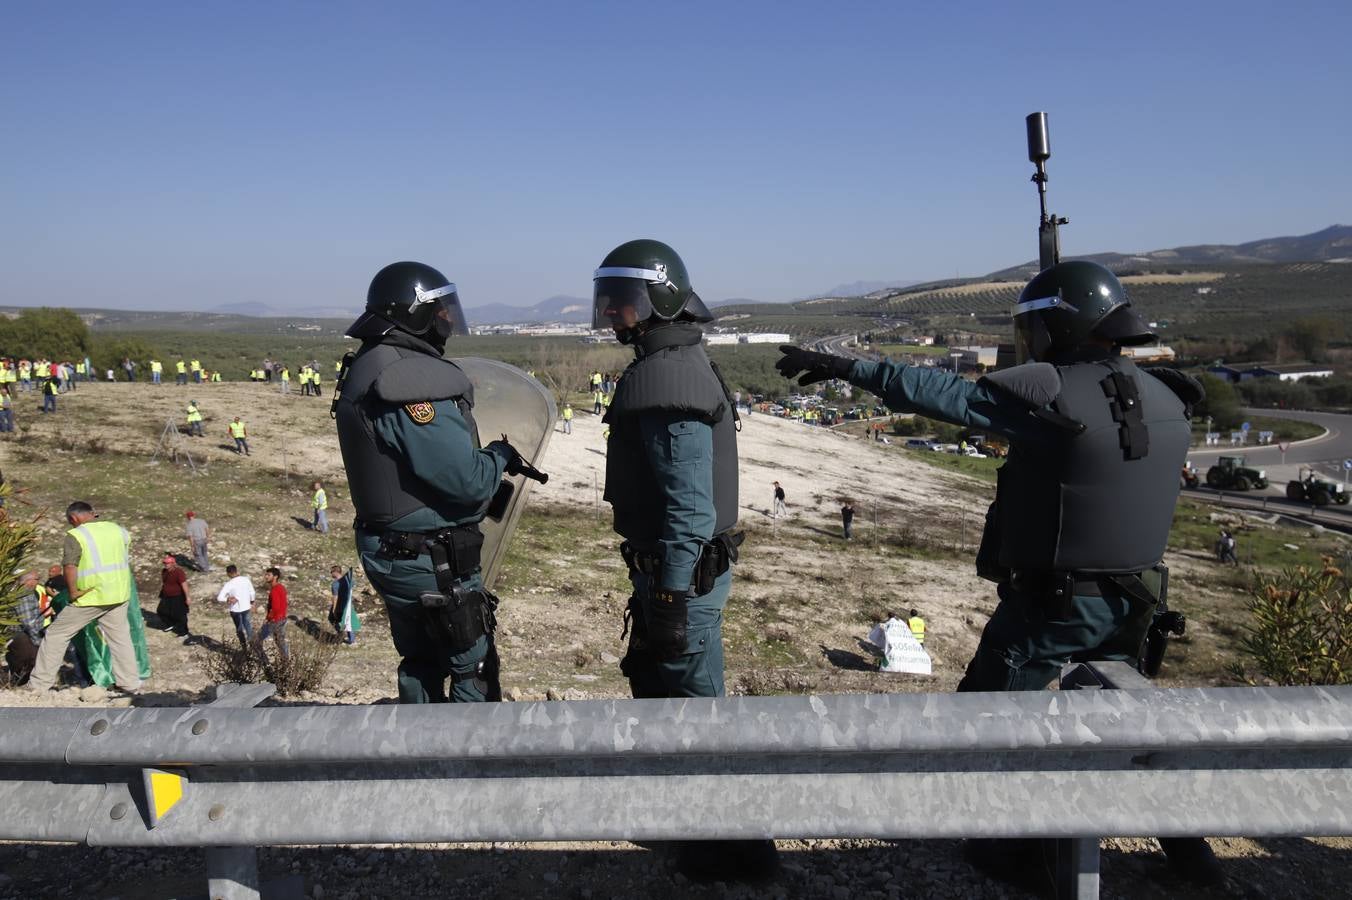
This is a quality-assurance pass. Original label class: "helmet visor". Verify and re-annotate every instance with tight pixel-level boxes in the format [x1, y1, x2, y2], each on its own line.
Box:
[409, 283, 469, 337]
[593, 277, 653, 330]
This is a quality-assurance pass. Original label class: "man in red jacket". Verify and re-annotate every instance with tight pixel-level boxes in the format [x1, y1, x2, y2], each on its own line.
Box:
[258, 567, 289, 662]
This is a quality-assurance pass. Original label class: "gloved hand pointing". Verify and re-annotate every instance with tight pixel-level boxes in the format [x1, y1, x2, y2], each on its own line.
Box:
[775, 345, 855, 386]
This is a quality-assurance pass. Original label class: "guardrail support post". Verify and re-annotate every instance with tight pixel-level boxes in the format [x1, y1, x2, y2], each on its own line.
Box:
[205, 846, 260, 900]
[1056, 837, 1100, 900]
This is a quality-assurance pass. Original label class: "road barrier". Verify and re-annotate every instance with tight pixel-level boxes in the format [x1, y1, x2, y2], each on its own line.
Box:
[2, 671, 1350, 899]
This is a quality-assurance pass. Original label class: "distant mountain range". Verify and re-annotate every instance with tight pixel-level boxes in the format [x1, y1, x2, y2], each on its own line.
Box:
[988, 224, 1352, 281]
[163, 225, 1349, 323]
[800, 279, 922, 299]
[463, 295, 591, 326]
[215, 301, 358, 319]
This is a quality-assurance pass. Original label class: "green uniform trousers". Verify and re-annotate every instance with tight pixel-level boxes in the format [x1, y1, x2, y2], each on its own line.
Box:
[621, 569, 729, 699]
[957, 580, 1151, 692]
[357, 532, 492, 704]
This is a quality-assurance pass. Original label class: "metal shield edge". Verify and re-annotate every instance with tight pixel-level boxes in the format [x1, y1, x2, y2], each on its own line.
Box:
[452, 357, 557, 590]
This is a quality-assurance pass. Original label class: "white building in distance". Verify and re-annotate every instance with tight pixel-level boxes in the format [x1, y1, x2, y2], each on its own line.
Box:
[705, 332, 792, 346]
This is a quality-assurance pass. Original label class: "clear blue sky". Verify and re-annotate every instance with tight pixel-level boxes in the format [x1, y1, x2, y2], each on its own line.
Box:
[2, 1, 1348, 314]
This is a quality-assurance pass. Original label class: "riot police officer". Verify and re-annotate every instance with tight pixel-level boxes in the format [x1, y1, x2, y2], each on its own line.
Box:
[594, 239, 775, 882]
[777, 260, 1223, 887]
[335, 261, 520, 704]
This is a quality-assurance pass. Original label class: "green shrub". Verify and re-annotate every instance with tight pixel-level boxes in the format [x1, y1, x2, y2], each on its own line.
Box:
[0, 483, 41, 633]
[197, 628, 339, 697]
[1229, 560, 1352, 686]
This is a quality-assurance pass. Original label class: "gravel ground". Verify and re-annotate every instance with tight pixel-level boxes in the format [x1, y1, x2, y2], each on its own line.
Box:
[4, 834, 1351, 899]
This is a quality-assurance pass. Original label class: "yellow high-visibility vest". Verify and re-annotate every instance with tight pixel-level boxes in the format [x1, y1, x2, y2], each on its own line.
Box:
[176, 361, 186, 374]
[68, 521, 133, 607]
[186, 405, 202, 423]
[228, 421, 246, 438]
[908, 616, 926, 644]
[312, 489, 327, 510]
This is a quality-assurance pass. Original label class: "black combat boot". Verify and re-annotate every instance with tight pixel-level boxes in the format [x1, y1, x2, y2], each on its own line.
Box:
[1158, 837, 1226, 886]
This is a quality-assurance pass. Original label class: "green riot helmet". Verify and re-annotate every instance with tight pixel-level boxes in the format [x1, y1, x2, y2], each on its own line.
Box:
[1012, 260, 1155, 364]
[593, 239, 713, 343]
[346, 261, 469, 352]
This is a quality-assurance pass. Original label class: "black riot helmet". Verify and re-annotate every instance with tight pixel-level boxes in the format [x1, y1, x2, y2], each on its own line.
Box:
[1012, 260, 1156, 364]
[593, 239, 713, 344]
[346, 261, 469, 352]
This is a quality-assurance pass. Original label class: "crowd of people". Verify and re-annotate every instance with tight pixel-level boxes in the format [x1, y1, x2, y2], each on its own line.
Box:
[249, 358, 340, 396]
[4, 499, 361, 692]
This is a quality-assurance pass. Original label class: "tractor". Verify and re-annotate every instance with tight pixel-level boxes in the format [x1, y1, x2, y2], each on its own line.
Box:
[1204, 455, 1268, 491]
[1285, 468, 1349, 506]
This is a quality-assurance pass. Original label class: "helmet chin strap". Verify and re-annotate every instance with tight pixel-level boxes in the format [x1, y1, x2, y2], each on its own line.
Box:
[425, 315, 454, 352]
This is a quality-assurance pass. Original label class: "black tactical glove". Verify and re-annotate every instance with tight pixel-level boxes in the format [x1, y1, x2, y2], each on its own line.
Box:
[486, 437, 523, 475]
[775, 345, 854, 386]
[647, 587, 689, 662]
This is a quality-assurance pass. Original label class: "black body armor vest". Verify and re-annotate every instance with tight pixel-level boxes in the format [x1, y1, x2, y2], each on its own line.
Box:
[603, 324, 739, 542]
[981, 357, 1192, 575]
[335, 334, 479, 529]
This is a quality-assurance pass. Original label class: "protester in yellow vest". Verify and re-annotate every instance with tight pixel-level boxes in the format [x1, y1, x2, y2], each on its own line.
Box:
[311, 480, 329, 533]
[26, 501, 144, 693]
[175, 359, 187, 385]
[190, 359, 202, 383]
[186, 400, 204, 436]
[279, 367, 290, 393]
[228, 416, 250, 455]
[908, 609, 926, 645]
[562, 403, 573, 435]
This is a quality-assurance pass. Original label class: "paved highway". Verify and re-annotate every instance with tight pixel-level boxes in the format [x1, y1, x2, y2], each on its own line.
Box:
[1186, 407, 1352, 469]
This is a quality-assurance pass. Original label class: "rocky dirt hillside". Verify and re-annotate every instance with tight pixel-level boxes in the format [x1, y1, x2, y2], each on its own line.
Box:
[1, 377, 1348, 899]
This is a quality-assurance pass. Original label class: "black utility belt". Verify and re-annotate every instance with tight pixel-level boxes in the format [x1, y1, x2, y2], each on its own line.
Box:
[373, 524, 484, 577]
[376, 530, 436, 559]
[1009, 570, 1114, 598]
[620, 531, 744, 595]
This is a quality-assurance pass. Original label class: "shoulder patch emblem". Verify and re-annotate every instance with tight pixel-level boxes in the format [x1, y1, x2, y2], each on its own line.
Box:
[403, 402, 436, 425]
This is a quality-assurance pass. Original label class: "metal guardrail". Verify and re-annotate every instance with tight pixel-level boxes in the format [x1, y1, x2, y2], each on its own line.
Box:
[2, 676, 1351, 899]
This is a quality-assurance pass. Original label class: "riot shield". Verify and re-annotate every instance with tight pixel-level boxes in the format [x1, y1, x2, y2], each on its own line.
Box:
[453, 357, 557, 590]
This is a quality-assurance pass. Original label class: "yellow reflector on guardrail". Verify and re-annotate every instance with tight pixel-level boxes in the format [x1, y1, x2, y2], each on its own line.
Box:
[142, 768, 185, 828]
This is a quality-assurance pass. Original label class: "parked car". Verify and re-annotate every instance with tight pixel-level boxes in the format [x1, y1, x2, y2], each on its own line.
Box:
[904, 438, 936, 450]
